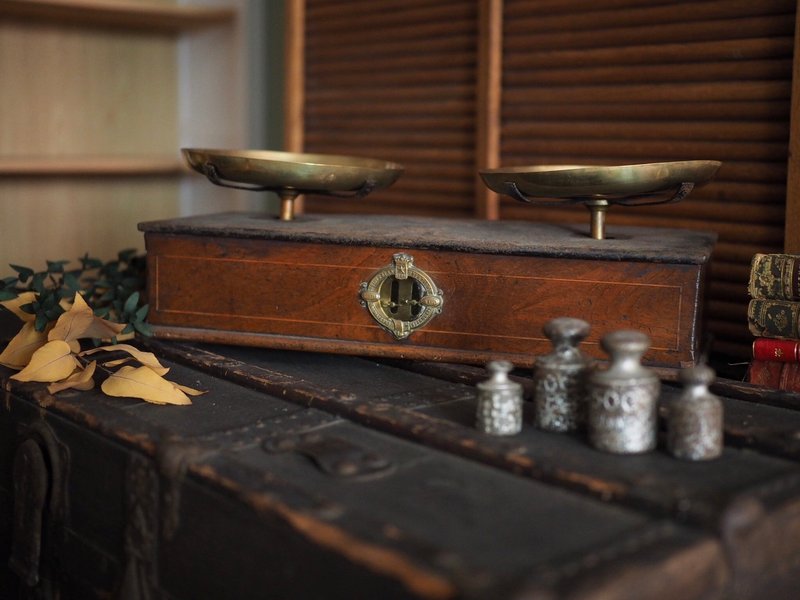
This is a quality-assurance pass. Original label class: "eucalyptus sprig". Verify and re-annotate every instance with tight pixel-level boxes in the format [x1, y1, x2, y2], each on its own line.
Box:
[0, 250, 150, 338]
[0, 253, 203, 405]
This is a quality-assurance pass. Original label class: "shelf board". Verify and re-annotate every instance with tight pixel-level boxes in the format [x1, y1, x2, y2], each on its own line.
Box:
[0, 0, 235, 32]
[0, 156, 186, 178]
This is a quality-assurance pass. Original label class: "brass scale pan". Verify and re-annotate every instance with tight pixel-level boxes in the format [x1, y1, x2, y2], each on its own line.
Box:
[183, 149, 721, 239]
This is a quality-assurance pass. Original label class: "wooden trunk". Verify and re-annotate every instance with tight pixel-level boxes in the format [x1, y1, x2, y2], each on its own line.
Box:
[139, 212, 715, 369]
[3, 320, 800, 598]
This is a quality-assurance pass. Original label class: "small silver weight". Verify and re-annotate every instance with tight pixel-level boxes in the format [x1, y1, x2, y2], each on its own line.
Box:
[533, 317, 592, 432]
[587, 330, 660, 454]
[667, 364, 723, 460]
[476, 361, 523, 436]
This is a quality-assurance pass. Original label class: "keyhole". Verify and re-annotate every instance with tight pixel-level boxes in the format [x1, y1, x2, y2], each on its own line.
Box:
[381, 277, 424, 321]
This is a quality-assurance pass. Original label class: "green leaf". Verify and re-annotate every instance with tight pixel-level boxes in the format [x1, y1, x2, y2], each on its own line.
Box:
[63, 272, 81, 291]
[44, 306, 64, 321]
[34, 313, 49, 332]
[31, 272, 47, 293]
[135, 304, 149, 321]
[0, 290, 17, 302]
[80, 254, 103, 270]
[123, 291, 140, 316]
[46, 260, 70, 274]
[118, 249, 137, 263]
[10, 264, 33, 282]
[133, 320, 153, 336]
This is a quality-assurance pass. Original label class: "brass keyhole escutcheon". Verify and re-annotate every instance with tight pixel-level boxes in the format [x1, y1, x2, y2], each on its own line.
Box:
[359, 253, 443, 339]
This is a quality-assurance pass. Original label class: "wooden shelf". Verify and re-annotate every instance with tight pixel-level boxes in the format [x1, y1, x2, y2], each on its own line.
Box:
[0, 156, 186, 177]
[0, 0, 235, 32]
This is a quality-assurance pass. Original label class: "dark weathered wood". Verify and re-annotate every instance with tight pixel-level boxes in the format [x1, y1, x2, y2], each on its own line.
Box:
[0, 352, 728, 599]
[139, 340, 800, 548]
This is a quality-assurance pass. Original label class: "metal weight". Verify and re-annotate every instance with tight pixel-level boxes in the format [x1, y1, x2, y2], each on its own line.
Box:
[476, 361, 523, 436]
[667, 365, 724, 461]
[533, 317, 592, 432]
[587, 330, 660, 454]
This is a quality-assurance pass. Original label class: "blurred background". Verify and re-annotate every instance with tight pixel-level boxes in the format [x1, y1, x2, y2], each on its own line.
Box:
[1, 0, 798, 361]
[0, 0, 284, 268]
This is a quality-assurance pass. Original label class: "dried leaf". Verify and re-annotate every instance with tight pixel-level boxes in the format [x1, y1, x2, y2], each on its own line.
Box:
[116, 331, 136, 342]
[102, 357, 133, 368]
[47, 361, 97, 394]
[173, 382, 207, 397]
[1, 291, 38, 322]
[81, 344, 169, 376]
[48, 293, 125, 343]
[11, 340, 79, 383]
[101, 366, 191, 405]
[0, 321, 48, 369]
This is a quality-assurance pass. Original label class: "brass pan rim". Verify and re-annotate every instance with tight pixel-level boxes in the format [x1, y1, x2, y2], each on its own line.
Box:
[182, 148, 404, 173]
[479, 160, 722, 200]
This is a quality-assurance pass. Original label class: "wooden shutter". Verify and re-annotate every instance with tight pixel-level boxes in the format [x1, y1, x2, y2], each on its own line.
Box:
[499, 0, 796, 358]
[297, 0, 797, 359]
[300, 0, 480, 217]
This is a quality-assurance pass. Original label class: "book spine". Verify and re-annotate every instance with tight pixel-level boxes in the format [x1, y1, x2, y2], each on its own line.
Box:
[748, 359, 784, 387]
[747, 299, 800, 339]
[780, 362, 800, 393]
[748, 253, 800, 300]
[748, 360, 800, 392]
[752, 337, 800, 362]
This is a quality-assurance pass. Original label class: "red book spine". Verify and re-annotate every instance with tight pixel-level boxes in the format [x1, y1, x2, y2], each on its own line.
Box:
[780, 363, 800, 393]
[748, 359, 784, 387]
[748, 360, 800, 392]
[752, 338, 800, 362]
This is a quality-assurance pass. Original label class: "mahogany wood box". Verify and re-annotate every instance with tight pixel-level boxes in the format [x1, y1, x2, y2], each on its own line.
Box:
[139, 213, 716, 368]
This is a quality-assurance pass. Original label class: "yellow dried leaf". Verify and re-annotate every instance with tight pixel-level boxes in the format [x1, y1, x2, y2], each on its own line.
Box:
[48, 293, 125, 343]
[47, 292, 93, 342]
[101, 365, 191, 405]
[173, 382, 207, 397]
[11, 340, 79, 383]
[0, 321, 48, 369]
[102, 357, 133, 368]
[1, 291, 38, 323]
[81, 344, 168, 376]
[47, 361, 97, 394]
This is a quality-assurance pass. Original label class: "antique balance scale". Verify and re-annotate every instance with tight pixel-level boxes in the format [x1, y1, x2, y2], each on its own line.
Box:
[138, 150, 720, 369]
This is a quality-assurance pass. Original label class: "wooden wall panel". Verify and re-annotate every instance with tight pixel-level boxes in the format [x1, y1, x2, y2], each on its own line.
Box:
[301, 0, 479, 217]
[0, 18, 179, 268]
[0, 1, 239, 271]
[0, 179, 179, 269]
[500, 0, 796, 358]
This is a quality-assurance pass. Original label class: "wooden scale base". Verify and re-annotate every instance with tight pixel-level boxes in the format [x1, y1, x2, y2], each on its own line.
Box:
[139, 212, 715, 369]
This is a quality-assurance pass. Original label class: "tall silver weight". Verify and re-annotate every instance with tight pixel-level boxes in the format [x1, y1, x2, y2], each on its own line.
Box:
[588, 330, 660, 454]
[667, 364, 723, 460]
[476, 361, 523, 436]
[533, 317, 592, 432]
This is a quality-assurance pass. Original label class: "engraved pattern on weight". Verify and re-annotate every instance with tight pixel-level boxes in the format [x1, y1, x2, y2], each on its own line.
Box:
[589, 380, 659, 453]
[668, 410, 722, 460]
[478, 389, 523, 436]
[535, 370, 583, 432]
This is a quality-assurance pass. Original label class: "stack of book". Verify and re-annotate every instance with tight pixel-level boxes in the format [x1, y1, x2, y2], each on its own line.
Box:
[747, 253, 800, 392]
